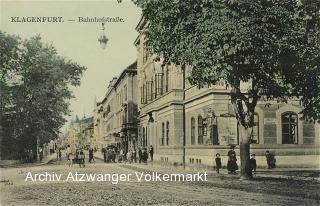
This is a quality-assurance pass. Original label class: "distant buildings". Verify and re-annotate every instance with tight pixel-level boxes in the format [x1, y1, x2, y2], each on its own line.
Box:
[64, 116, 93, 150]
[93, 62, 138, 153]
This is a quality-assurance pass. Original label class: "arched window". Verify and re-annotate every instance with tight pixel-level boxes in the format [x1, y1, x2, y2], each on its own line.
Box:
[166, 121, 169, 145]
[191, 117, 195, 145]
[282, 112, 298, 144]
[198, 116, 203, 144]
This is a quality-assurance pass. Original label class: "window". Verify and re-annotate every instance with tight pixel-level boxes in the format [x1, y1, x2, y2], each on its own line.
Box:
[140, 84, 147, 104]
[191, 117, 195, 145]
[124, 85, 127, 101]
[143, 41, 152, 64]
[165, 67, 169, 92]
[198, 116, 203, 144]
[251, 114, 259, 144]
[211, 117, 218, 145]
[145, 127, 148, 146]
[166, 121, 169, 145]
[142, 127, 145, 147]
[146, 81, 153, 102]
[161, 122, 165, 146]
[155, 73, 164, 98]
[282, 112, 298, 144]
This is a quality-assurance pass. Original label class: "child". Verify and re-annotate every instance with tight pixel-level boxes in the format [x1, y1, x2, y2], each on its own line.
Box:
[215, 153, 222, 174]
[78, 150, 85, 168]
[250, 154, 257, 177]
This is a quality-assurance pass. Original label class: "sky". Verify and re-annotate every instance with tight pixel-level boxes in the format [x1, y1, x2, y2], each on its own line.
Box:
[0, 0, 142, 131]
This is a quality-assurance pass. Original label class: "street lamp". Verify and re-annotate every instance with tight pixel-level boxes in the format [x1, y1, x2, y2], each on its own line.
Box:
[98, 22, 109, 49]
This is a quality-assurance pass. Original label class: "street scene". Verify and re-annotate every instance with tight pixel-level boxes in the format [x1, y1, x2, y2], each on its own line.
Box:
[1, 153, 320, 206]
[1, 0, 320, 205]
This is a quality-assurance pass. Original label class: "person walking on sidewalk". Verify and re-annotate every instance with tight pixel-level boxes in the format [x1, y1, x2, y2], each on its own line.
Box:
[39, 147, 43, 162]
[149, 145, 154, 162]
[66, 145, 73, 167]
[138, 147, 142, 163]
[88, 146, 94, 163]
[215, 153, 222, 174]
[78, 150, 85, 168]
[132, 149, 137, 163]
[119, 149, 124, 163]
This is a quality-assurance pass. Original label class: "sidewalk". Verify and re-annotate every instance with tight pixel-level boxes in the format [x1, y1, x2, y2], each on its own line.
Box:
[0, 153, 57, 168]
[93, 151, 320, 181]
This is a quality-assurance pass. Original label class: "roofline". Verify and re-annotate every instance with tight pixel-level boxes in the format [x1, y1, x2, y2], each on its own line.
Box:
[100, 61, 137, 105]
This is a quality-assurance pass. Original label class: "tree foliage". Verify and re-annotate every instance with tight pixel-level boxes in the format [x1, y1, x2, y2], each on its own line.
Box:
[0, 31, 86, 159]
[134, 0, 320, 121]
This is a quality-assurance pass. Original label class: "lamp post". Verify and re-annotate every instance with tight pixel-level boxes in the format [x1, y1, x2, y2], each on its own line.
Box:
[98, 22, 109, 49]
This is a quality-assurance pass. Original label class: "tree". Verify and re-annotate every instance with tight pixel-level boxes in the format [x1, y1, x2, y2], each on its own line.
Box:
[0, 31, 86, 159]
[134, 0, 320, 178]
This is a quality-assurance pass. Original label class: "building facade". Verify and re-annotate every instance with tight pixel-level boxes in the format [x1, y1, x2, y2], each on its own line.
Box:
[94, 62, 138, 153]
[134, 17, 320, 168]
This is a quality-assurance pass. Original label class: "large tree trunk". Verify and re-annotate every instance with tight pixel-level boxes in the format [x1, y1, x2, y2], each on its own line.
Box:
[239, 124, 251, 178]
[231, 81, 257, 179]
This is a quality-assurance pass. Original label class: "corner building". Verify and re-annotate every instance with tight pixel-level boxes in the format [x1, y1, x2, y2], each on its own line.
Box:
[134, 17, 320, 168]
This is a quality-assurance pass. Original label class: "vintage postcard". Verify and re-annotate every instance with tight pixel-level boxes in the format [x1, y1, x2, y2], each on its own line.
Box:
[1, 0, 319, 205]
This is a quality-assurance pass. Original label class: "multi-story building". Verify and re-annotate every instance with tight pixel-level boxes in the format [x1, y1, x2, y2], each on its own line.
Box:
[95, 62, 138, 153]
[135, 17, 320, 168]
[65, 116, 93, 150]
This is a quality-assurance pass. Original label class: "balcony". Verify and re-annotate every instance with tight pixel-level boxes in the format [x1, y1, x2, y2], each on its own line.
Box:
[121, 122, 137, 132]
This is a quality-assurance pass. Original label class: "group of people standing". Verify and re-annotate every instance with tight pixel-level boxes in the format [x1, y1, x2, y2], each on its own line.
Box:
[103, 145, 154, 164]
[215, 146, 275, 178]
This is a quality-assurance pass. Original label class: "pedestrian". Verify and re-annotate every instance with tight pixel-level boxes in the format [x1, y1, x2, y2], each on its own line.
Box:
[149, 145, 154, 161]
[58, 148, 62, 160]
[102, 147, 107, 163]
[39, 147, 43, 162]
[24, 148, 28, 163]
[215, 153, 222, 174]
[132, 149, 137, 163]
[66, 145, 73, 167]
[110, 148, 115, 163]
[142, 148, 148, 163]
[119, 149, 124, 163]
[88, 146, 94, 163]
[78, 150, 85, 168]
[265, 150, 276, 169]
[246, 154, 257, 178]
[138, 147, 142, 163]
[227, 146, 238, 174]
[250, 154, 257, 176]
[29, 149, 33, 163]
[127, 150, 132, 164]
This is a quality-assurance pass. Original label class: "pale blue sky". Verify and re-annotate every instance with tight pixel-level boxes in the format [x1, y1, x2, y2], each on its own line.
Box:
[0, 0, 141, 131]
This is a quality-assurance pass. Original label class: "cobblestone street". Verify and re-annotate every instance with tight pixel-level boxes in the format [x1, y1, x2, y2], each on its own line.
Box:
[1, 158, 319, 206]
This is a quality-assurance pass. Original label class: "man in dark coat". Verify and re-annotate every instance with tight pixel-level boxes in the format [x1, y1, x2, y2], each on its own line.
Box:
[88, 147, 94, 163]
[246, 154, 257, 178]
[138, 148, 142, 163]
[149, 145, 154, 161]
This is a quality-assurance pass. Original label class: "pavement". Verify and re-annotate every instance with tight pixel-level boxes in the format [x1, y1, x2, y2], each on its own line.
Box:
[93, 152, 320, 181]
[1, 154, 319, 205]
[0, 153, 57, 168]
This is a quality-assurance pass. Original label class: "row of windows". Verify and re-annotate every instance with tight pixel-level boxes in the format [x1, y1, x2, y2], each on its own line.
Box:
[189, 112, 301, 145]
[138, 112, 305, 147]
[140, 69, 170, 104]
[191, 115, 215, 145]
